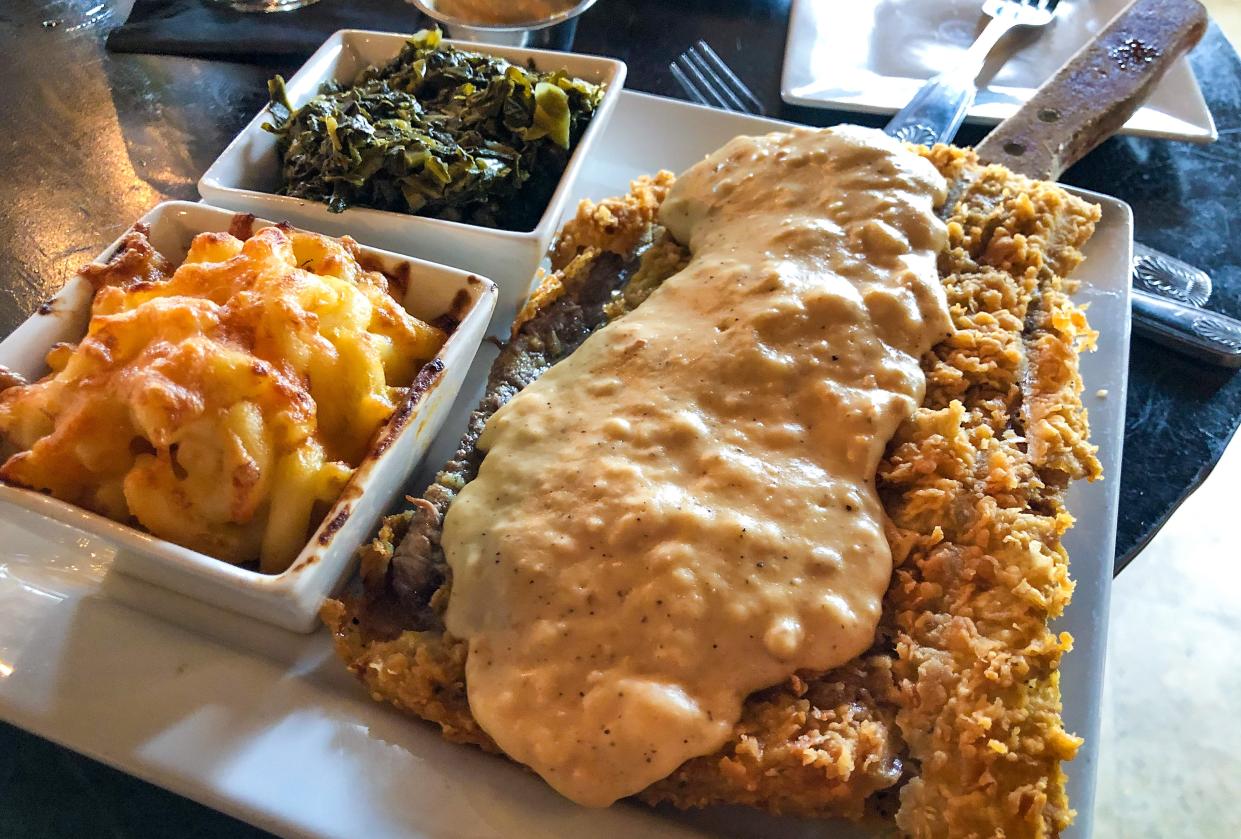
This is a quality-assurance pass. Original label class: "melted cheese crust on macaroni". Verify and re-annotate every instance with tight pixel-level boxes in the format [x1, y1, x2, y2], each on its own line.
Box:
[442, 126, 951, 806]
[0, 224, 444, 573]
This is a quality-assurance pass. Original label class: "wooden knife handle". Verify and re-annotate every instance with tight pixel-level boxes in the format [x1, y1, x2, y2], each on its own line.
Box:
[975, 0, 1208, 180]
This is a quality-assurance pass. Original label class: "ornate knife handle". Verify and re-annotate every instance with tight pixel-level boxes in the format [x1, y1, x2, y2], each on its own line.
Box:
[1132, 241, 1213, 306]
[1132, 288, 1241, 368]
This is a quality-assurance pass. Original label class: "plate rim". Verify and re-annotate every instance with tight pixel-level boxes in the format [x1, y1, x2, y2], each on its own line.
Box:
[0, 90, 1127, 839]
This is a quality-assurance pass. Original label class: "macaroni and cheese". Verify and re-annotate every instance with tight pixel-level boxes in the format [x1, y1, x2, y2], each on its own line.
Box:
[0, 223, 446, 573]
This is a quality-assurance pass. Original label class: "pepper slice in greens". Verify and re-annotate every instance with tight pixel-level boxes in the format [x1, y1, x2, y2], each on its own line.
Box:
[264, 29, 605, 231]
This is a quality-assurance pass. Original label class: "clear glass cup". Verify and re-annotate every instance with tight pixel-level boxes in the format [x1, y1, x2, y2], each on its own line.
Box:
[206, 0, 321, 12]
[407, 0, 599, 50]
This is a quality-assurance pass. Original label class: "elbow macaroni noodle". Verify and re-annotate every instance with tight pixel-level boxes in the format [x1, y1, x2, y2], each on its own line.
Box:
[0, 224, 445, 573]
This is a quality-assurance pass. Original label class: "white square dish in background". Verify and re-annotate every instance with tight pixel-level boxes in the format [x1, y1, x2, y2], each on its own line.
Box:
[199, 29, 626, 331]
[0, 200, 497, 633]
[781, 0, 1216, 142]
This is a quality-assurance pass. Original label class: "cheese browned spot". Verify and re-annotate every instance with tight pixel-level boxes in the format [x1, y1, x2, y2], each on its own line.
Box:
[0, 226, 445, 572]
[441, 126, 952, 806]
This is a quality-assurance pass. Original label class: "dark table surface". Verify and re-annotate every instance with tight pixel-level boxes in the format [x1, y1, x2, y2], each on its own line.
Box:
[0, 0, 1239, 835]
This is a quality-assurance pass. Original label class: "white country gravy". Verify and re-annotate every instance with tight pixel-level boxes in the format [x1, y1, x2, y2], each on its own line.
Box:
[442, 126, 951, 806]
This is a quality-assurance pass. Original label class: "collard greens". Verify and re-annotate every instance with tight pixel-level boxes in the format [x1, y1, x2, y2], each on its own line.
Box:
[264, 29, 604, 230]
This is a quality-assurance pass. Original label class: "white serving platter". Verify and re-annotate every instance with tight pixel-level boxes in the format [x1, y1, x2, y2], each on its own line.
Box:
[781, 0, 1217, 143]
[0, 202, 497, 632]
[199, 29, 626, 333]
[0, 91, 1126, 838]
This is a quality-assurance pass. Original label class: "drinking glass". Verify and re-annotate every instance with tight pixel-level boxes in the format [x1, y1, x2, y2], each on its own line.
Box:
[207, 0, 320, 12]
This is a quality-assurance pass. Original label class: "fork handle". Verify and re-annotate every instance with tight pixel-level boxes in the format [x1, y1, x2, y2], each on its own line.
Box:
[976, 0, 1209, 180]
[885, 13, 1019, 145]
[1132, 241, 1212, 306]
[885, 70, 980, 146]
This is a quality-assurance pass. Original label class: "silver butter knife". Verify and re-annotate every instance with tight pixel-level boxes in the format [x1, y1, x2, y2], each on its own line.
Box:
[1128, 244, 1241, 366]
[884, 0, 1241, 368]
[1133, 241, 1212, 305]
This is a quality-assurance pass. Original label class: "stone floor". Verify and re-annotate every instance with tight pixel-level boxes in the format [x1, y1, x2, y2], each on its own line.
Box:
[1093, 429, 1241, 838]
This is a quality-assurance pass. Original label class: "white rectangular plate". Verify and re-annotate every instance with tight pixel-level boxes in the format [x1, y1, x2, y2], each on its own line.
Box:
[0, 91, 1126, 838]
[781, 0, 1216, 143]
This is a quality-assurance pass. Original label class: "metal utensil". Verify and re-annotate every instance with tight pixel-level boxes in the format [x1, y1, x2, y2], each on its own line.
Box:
[669, 4, 1238, 367]
[1132, 241, 1212, 305]
[670, 41, 766, 116]
[886, 0, 1221, 321]
[1125, 242, 1240, 366]
[886, 0, 1237, 366]
[969, 0, 1239, 367]
[1127, 290, 1241, 365]
[886, 0, 1061, 146]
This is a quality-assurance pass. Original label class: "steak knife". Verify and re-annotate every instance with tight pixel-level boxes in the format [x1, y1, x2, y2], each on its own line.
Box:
[886, 0, 1241, 367]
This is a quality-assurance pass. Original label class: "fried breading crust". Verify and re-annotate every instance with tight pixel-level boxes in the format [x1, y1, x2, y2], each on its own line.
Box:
[549, 171, 675, 269]
[880, 146, 1099, 839]
[324, 145, 1101, 837]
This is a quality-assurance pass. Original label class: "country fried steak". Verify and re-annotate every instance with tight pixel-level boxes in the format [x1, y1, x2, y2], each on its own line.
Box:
[324, 145, 1100, 838]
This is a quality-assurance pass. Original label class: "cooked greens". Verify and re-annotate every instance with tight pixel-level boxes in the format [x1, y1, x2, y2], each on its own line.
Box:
[263, 29, 604, 231]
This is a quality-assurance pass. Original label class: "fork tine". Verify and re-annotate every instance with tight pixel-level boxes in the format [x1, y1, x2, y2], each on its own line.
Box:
[669, 62, 706, 107]
[674, 53, 734, 111]
[684, 48, 751, 114]
[689, 59, 736, 111]
[670, 59, 725, 110]
[691, 40, 766, 116]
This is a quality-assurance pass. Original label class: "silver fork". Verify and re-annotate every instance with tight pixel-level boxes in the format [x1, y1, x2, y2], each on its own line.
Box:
[668, 23, 1241, 367]
[884, 0, 1239, 365]
[886, 0, 1060, 145]
[670, 40, 765, 116]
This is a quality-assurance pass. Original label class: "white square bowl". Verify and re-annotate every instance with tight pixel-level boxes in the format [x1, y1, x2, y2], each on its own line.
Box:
[199, 29, 626, 331]
[0, 200, 497, 633]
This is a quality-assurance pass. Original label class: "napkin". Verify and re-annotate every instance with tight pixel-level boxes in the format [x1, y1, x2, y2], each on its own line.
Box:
[107, 0, 429, 61]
